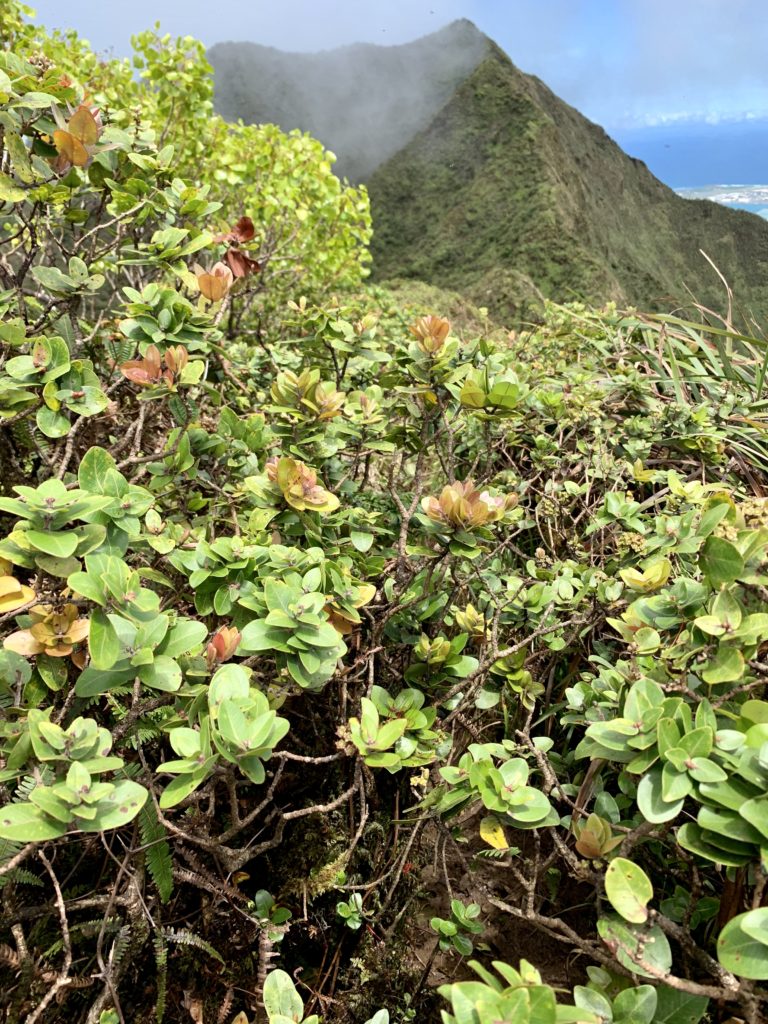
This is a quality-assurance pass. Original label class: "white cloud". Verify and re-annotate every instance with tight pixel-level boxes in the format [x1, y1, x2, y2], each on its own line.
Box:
[27, 0, 768, 130]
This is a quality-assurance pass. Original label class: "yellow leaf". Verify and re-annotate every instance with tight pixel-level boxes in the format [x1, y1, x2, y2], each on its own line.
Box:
[355, 583, 377, 607]
[479, 814, 508, 850]
[631, 459, 656, 483]
[619, 557, 671, 593]
[3, 629, 45, 656]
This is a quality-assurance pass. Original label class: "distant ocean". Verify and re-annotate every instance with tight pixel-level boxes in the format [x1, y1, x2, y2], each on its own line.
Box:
[722, 203, 768, 219]
[613, 120, 768, 190]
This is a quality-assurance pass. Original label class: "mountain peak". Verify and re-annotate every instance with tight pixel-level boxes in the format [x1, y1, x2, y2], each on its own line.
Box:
[209, 23, 488, 180]
[210, 22, 768, 321]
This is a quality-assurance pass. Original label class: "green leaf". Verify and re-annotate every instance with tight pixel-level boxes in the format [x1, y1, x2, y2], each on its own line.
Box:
[653, 986, 709, 1024]
[740, 798, 768, 842]
[0, 173, 26, 203]
[596, 915, 672, 979]
[676, 823, 753, 867]
[82, 781, 148, 831]
[263, 969, 304, 1022]
[67, 570, 106, 606]
[75, 666, 135, 697]
[350, 530, 374, 552]
[701, 647, 744, 684]
[36, 653, 68, 692]
[0, 802, 65, 841]
[238, 619, 282, 652]
[79, 446, 118, 493]
[25, 530, 78, 557]
[374, 718, 408, 749]
[88, 609, 120, 670]
[36, 404, 70, 438]
[217, 700, 250, 747]
[604, 857, 654, 923]
[169, 728, 203, 759]
[35, 553, 81, 578]
[159, 618, 207, 658]
[31, 265, 76, 294]
[159, 768, 209, 809]
[637, 768, 684, 824]
[613, 984, 657, 1024]
[459, 378, 486, 409]
[717, 909, 768, 979]
[487, 379, 524, 409]
[699, 536, 744, 587]
[138, 655, 182, 692]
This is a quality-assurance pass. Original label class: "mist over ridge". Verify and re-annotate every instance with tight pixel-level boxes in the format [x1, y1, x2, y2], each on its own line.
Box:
[209, 19, 489, 182]
[210, 18, 768, 323]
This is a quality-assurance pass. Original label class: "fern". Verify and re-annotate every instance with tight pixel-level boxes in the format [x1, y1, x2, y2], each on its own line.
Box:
[108, 925, 133, 977]
[153, 932, 168, 1024]
[14, 774, 39, 801]
[104, 337, 135, 364]
[161, 927, 224, 964]
[474, 848, 513, 860]
[44, 917, 122, 958]
[138, 801, 174, 904]
[0, 867, 43, 891]
[150, 928, 222, 1022]
[0, 838, 22, 872]
[128, 724, 164, 746]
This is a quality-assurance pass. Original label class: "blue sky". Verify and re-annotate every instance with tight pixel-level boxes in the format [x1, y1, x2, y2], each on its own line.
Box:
[26, 0, 768, 131]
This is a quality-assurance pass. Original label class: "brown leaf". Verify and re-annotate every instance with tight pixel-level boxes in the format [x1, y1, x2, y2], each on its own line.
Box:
[194, 261, 233, 301]
[231, 216, 255, 243]
[224, 248, 261, 279]
[182, 991, 204, 1024]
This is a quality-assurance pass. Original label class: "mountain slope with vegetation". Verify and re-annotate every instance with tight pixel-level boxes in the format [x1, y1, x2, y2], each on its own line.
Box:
[369, 41, 768, 320]
[212, 22, 768, 322]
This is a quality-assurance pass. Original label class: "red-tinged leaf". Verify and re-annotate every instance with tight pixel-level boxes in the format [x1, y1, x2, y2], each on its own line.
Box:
[225, 248, 261, 278]
[232, 216, 255, 242]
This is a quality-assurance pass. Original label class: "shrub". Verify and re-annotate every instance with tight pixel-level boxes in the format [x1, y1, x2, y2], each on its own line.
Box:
[1, 5, 768, 1024]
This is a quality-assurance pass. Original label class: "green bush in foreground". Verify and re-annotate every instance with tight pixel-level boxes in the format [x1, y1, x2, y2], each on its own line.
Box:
[2, 5, 768, 1023]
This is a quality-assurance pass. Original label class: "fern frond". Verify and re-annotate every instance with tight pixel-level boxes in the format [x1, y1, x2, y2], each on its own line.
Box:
[0, 867, 43, 891]
[139, 801, 174, 904]
[104, 338, 136, 364]
[160, 927, 224, 964]
[153, 931, 168, 1024]
[0, 839, 22, 871]
[108, 924, 133, 976]
[44, 917, 122, 958]
[128, 725, 164, 746]
[14, 775, 39, 801]
[84, 687, 134, 710]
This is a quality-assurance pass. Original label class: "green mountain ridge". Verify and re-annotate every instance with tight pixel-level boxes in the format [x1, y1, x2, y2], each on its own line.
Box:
[210, 22, 768, 322]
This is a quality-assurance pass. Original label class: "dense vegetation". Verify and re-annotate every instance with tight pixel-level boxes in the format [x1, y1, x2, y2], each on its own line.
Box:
[3, 5, 768, 1024]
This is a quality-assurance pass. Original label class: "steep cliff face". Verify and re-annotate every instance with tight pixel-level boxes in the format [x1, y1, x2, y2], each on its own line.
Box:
[368, 43, 768, 319]
[211, 22, 768, 321]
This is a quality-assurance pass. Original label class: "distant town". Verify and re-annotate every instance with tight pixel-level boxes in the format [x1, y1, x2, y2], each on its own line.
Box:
[677, 184, 768, 218]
